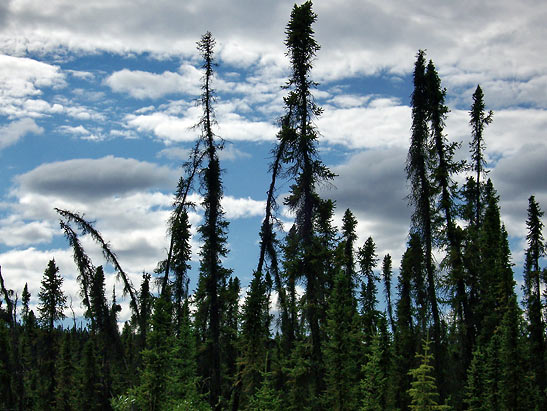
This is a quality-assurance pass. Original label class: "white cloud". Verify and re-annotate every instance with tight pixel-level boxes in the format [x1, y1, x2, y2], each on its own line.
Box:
[0, 118, 43, 150]
[0, 217, 55, 246]
[0, 54, 65, 99]
[105, 64, 202, 99]
[318, 98, 410, 149]
[218, 144, 251, 161]
[125, 106, 278, 144]
[222, 196, 265, 219]
[13, 155, 178, 201]
[59, 124, 90, 136]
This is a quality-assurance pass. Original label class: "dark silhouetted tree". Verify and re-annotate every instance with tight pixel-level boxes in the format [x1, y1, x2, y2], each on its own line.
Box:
[523, 195, 546, 406]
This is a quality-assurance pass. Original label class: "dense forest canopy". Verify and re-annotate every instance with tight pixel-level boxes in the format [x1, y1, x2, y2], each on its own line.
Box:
[1, 1, 546, 410]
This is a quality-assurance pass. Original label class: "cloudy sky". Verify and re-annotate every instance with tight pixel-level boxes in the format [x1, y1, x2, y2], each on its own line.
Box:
[1, 0, 546, 322]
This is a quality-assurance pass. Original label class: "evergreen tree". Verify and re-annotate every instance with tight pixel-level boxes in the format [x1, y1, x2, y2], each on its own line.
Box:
[484, 332, 501, 411]
[406, 50, 442, 359]
[170, 299, 208, 410]
[38, 259, 67, 331]
[407, 338, 449, 411]
[78, 338, 108, 411]
[20, 308, 39, 409]
[247, 370, 282, 411]
[90, 266, 109, 334]
[135, 291, 174, 410]
[464, 347, 487, 411]
[394, 235, 420, 410]
[499, 295, 525, 411]
[192, 30, 232, 410]
[323, 268, 361, 410]
[469, 85, 493, 227]
[36, 259, 66, 408]
[220, 276, 239, 403]
[0, 313, 12, 409]
[280, 224, 301, 351]
[137, 272, 152, 351]
[382, 254, 394, 333]
[426, 60, 469, 388]
[282, 1, 335, 395]
[54, 332, 75, 411]
[236, 270, 271, 408]
[522, 195, 546, 406]
[22, 283, 31, 321]
[359, 236, 380, 341]
[360, 331, 387, 411]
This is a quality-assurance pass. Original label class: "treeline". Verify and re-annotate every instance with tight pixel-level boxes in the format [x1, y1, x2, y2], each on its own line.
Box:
[1, 1, 546, 410]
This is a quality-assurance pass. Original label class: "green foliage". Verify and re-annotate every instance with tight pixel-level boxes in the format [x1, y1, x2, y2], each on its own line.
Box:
[464, 347, 487, 411]
[323, 268, 361, 410]
[360, 332, 387, 411]
[38, 259, 67, 331]
[407, 338, 450, 411]
[3, 5, 547, 411]
[247, 371, 282, 411]
[54, 333, 75, 410]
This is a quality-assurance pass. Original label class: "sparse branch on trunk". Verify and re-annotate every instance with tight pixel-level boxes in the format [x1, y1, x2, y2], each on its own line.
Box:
[59, 220, 95, 324]
[162, 141, 207, 295]
[0, 266, 15, 327]
[55, 207, 140, 324]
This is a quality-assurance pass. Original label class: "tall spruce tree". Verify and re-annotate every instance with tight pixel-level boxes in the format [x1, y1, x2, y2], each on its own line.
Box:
[38, 259, 67, 331]
[394, 234, 421, 410]
[382, 254, 394, 333]
[359, 236, 380, 342]
[281, 1, 334, 396]
[236, 270, 271, 408]
[523, 195, 546, 405]
[192, 30, 232, 410]
[469, 85, 493, 227]
[323, 210, 361, 410]
[406, 50, 441, 358]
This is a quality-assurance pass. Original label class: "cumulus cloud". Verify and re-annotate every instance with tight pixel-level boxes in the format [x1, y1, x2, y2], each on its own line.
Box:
[0, 118, 43, 150]
[105, 64, 202, 99]
[222, 196, 265, 219]
[13, 156, 178, 201]
[319, 97, 410, 149]
[490, 143, 547, 238]
[0, 217, 55, 246]
[0, 54, 65, 98]
[125, 105, 277, 144]
[1, 0, 545, 111]
[321, 147, 411, 265]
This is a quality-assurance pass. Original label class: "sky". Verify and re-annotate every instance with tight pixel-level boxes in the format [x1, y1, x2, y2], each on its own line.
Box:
[1, 0, 546, 323]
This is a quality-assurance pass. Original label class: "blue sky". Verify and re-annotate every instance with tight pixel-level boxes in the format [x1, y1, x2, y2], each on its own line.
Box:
[1, 0, 546, 322]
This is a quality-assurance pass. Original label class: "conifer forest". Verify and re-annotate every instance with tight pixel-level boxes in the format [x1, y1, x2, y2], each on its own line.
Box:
[1, 2, 547, 410]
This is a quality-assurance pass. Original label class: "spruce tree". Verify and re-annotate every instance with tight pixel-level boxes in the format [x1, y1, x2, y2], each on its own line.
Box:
[135, 291, 174, 410]
[523, 195, 546, 406]
[360, 331, 387, 411]
[54, 332, 75, 411]
[359, 236, 380, 341]
[236, 270, 271, 408]
[323, 267, 361, 410]
[469, 85, 493, 227]
[381, 254, 394, 333]
[464, 347, 487, 411]
[394, 234, 420, 410]
[192, 30, 232, 410]
[78, 338, 108, 411]
[406, 50, 441, 359]
[407, 338, 449, 411]
[38, 259, 67, 331]
[281, 1, 335, 395]
[426, 60, 469, 387]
